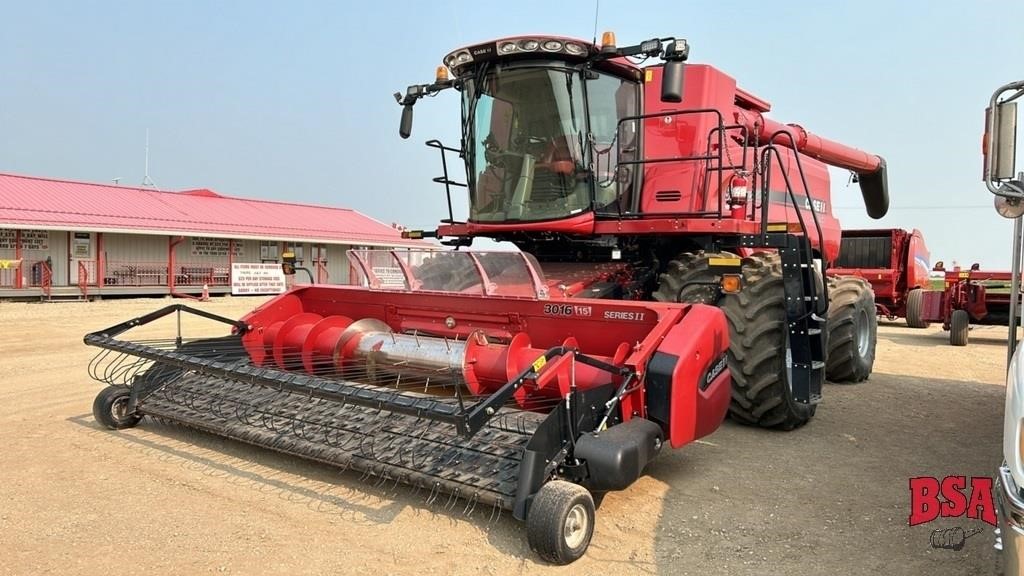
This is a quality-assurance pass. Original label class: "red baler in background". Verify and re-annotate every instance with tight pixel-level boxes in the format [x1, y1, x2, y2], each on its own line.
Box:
[830, 228, 932, 327]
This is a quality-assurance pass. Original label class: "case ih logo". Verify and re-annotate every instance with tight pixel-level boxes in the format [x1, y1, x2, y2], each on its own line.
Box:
[908, 476, 996, 527]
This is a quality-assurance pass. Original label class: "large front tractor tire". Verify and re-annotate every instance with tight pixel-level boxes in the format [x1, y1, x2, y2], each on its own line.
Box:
[824, 276, 878, 383]
[653, 251, 814, 430]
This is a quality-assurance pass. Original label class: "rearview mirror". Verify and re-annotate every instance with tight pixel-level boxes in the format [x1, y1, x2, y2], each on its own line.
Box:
[995, 187, 1024, 218]
[661, 60, 684, 103]
[400, 105, 414, 139]
[986, 101, 1018, 181]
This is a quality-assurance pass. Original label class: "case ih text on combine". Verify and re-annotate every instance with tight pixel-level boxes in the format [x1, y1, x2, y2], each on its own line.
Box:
[87, 34, 890, 564]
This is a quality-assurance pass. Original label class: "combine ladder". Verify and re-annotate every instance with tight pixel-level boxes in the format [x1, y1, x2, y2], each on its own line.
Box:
[740, 140, 830, 406]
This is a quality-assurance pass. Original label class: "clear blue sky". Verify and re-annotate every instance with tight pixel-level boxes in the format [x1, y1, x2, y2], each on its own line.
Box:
[2, 1, 1022, 266]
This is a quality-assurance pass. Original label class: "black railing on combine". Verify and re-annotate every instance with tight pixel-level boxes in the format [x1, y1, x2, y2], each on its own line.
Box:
[757, 139, 828, 316]
[425, 140, 466, 224]
[614, 108, 749, 218]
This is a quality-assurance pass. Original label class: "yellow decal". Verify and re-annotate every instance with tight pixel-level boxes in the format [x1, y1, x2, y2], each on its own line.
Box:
[959, 272, 970, 278]
[766, 223, 788, 232]
[644, 70, 653, 83]
[532, 355, 547, 372]
[708, 257, 741, 267]
[0, 259, 22, 269]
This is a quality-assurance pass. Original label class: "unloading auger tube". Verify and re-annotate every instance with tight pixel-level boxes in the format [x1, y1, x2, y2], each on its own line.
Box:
[85, 276, 732, 564]
[732, 108, 890, 219]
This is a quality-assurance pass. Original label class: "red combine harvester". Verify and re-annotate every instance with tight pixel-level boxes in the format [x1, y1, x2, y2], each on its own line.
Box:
[917, 263, 1021, 346]
[87, 34, 889, 563]
[830, 228, 932, 327]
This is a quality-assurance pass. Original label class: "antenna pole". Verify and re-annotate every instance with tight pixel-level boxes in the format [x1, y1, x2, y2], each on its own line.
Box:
[592, 0, 600, 44]
[142, 129, 155, 187]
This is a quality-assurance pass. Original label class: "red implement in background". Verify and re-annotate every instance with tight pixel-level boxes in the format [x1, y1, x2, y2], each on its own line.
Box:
[917, 264, 1021, 346]
[830, 228, 931, 326]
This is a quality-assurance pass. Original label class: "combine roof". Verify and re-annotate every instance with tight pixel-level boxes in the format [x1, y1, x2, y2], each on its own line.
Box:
[0, 172, 426, 247]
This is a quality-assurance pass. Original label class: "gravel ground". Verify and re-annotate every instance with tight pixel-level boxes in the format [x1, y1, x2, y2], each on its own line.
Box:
[0, 298, 1010, 575]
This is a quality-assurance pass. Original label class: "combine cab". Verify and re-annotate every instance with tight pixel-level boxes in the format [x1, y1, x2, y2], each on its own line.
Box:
[88, 250, 730, 564]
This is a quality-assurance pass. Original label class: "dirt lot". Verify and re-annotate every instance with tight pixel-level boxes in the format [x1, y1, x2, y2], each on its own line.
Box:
[0, 298, 1011, 575]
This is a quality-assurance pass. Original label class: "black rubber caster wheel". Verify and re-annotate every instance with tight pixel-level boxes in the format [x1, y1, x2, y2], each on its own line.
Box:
[92, 386, 142, 430]
[526, 480, 595, 565]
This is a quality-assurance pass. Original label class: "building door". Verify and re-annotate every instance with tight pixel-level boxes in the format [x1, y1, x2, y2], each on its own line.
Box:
[69, 232, 96, 284]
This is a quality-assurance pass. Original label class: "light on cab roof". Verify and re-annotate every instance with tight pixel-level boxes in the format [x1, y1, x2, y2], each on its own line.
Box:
[601, 31, 616, 52]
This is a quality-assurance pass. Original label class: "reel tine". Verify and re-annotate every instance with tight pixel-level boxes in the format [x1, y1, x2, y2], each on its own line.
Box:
[445, 487, 461, 512]
[358, 465, 374, 483]
[463, 492, 479, 517]
[426, 482, 441, 506]
[488, 498, 503, 526]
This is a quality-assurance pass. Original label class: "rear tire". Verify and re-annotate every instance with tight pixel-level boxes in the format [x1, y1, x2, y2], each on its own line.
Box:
[906, 288, 929, 329]
[526, 481, 595, 565]
[92, 385, 142, 430]
[950, 309, 970, 346]
[654, 251, 814, 430]
[825, 276, 877, 383]
[415, 253, 479, 291]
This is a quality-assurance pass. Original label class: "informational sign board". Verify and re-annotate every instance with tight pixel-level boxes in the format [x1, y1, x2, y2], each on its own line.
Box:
[231, 262, 287, 295]
[371, 266, 408, 288]
[72, 232, 90, 258]
[0, 229, 49, 250]
[191, 237, 243, 257]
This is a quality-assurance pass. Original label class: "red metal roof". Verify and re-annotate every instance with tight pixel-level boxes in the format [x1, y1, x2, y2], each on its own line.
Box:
[0, 172, 427, 247]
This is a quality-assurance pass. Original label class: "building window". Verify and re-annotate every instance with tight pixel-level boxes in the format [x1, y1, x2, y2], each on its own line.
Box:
[311, 244, 328, 262]
[260, 241, 279, 261]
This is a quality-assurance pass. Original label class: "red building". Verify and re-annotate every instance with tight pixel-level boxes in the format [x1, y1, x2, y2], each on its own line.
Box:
[0, 172, 427, 299]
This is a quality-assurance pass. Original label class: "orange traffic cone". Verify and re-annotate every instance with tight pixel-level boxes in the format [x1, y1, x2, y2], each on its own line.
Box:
[201, 283, 210, 302]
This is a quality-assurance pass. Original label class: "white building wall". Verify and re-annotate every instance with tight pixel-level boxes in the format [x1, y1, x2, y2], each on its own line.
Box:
[0, 227, 420, 293]
[103, 233, 167, 267]
[48, 231, 69, 286]
[0, 229, 68, 286]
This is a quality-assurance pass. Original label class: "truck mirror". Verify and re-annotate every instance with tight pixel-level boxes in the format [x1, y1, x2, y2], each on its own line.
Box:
[994, 193, 1024, 219]
[986, 101, 1017, 181]
[400, 105, 414, 139]
[661, 60, 684, 103]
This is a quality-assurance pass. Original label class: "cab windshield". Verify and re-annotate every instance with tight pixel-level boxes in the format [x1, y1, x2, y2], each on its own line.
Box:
[463, 62, 638, 223]
[464, 65, 589, 222]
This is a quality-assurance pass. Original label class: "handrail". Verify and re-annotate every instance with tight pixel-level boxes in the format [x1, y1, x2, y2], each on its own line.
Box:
[77, 261, 89, 298]
[315, 260, 329, 284]
[425, 139, 467, 224]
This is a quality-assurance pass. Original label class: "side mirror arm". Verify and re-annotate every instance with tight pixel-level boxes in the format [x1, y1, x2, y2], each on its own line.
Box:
[394, 79, 456, 139]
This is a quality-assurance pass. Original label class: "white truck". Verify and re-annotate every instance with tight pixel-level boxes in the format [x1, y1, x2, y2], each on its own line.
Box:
[986, 79, 1024, 573]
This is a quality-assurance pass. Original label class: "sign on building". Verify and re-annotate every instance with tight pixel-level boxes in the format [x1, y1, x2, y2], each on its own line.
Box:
[0, 229, 50, 250]
[72, 232, 90, 258]
[191, 237, 243, 257]
[231, 262, 286, 295]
